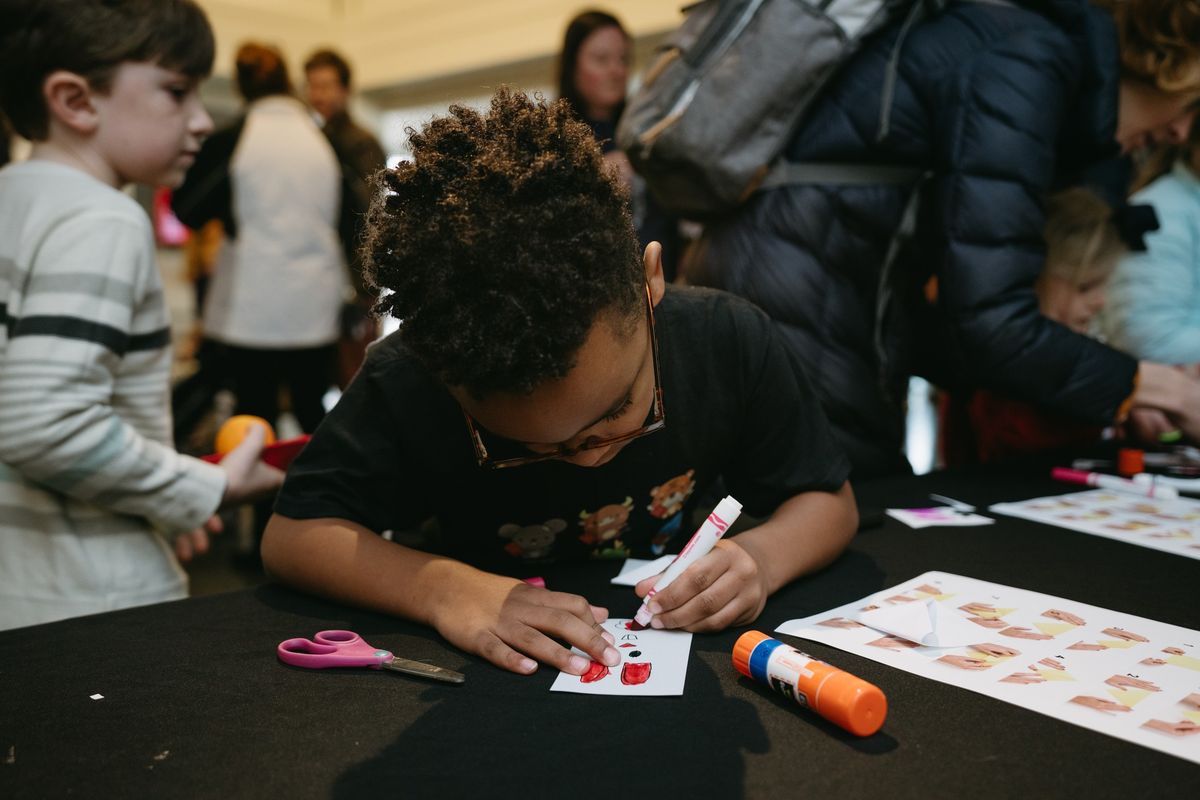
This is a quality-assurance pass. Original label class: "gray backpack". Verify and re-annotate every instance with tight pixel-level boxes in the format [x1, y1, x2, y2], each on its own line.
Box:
[616, 0, 947, 219]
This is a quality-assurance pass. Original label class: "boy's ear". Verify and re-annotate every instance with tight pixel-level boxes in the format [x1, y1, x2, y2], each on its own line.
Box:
[43, 71, 101, 135]
[642, 241, 667, 306]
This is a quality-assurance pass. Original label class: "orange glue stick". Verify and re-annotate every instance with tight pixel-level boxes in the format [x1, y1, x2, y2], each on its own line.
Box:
[732, 630, 887, 737]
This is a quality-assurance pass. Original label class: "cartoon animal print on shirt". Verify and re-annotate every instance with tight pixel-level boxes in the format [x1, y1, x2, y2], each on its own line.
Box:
[646, 469, 695, 554]
[498, 518, 567, 560]
[579, 498, 633, 559]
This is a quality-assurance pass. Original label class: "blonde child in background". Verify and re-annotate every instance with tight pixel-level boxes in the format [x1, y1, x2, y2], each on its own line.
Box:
[944, 188, 1127, 464]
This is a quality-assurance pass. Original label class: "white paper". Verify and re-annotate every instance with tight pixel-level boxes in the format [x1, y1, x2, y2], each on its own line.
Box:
[886, 507, 995, 529]
[990, 489, 1200, 560]
[610, 556, 676, 586]
[777, 572, 1200, 765]
[549, 617, 692, 696]
[856, 598, 983, 648]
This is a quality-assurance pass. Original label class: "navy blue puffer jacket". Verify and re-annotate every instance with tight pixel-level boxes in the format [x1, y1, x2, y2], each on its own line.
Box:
[694, 0, 1138, 477]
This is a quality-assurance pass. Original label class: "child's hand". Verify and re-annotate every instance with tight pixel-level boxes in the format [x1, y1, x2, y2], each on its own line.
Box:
[634, 539, 769, 632]
[174, 514, 223, 562]
[429, 572, 620, 676]
[218, 424, 285, 507]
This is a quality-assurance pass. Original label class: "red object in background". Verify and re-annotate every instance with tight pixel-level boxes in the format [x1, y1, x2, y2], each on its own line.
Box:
[200, 435, 311, 470]
[1117, 448, 1145, 476]
[152, 187, 190, 247]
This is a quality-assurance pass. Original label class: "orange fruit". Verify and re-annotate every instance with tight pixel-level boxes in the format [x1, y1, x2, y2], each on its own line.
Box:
[214, 415, 276, 456]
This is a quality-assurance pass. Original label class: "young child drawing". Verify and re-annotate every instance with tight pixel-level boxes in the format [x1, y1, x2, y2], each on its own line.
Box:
[262, 88, 858, 677]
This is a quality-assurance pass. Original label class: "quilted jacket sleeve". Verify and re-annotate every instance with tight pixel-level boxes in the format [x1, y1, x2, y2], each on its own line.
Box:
[924, 27, 1137, 424]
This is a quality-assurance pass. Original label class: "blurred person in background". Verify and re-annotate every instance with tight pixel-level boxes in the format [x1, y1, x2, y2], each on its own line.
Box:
[691, 0, 1200, 477]
[1102, 117, 1200, 366]
[173, 42, 345, 437]
[942, 188, 1127, 465]
[558, 9, 681, 282]
[304, 48, 386, 387]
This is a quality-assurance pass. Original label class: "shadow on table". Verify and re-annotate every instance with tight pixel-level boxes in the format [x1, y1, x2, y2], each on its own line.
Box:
[332, 655, 769, 798]
[736, 676, 899, 755]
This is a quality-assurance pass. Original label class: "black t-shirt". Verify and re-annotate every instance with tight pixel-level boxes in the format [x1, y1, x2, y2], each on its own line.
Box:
[275, 287, 850, 574]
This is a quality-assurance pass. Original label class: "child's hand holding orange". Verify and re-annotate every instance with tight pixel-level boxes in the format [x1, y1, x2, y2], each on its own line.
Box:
[215, 416, 285, 507]
[215, 415, 276, 455]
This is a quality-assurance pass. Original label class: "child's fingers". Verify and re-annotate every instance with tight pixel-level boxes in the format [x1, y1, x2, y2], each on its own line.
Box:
[174, 529, 209, 562]
[633, 574, 660, 599]
[476, 631, 538, 675]
[651, 571, 744, 632]
[520, 600, 621, 670]
[643, 547, 731, 617]
[174, 533, 194, 562]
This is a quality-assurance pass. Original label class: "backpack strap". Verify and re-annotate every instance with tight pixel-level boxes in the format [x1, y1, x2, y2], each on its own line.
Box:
[759, 161, 923, 190]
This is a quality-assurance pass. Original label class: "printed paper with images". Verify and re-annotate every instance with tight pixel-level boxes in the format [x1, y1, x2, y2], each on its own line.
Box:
[777, 572, 1200, 764]
[990, 489, 1200, 560]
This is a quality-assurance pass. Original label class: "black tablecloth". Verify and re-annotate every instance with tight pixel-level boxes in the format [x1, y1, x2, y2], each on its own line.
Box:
[2, 465, 1198, 798]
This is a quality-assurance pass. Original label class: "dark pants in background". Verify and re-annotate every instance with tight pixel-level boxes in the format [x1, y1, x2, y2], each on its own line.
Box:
[225, 343, 337, 434]
[224, 342, 337, 563]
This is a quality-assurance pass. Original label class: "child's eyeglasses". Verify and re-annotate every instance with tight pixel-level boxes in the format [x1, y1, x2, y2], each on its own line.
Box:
[463, 284, 666, 470]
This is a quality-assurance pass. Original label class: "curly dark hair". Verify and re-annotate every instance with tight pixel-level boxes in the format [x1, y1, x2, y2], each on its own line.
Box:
[362, 87, 643, 398]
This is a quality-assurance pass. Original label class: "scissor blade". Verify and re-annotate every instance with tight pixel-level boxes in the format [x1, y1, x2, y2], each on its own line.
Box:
[383, 656, 465, 684]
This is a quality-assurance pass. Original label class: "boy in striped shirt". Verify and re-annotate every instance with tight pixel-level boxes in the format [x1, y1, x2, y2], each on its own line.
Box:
[0, 0, 283, 630]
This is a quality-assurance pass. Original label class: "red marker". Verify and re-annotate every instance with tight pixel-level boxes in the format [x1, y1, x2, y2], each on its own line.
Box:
[1051, 467, 1178, 500]
[632, 495, 742, 629]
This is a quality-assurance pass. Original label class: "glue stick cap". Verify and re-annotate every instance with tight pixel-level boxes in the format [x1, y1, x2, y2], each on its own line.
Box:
[732, 630, 771, 679]
[1117, 448, 1144, 477]
[814, 669, 888, 737]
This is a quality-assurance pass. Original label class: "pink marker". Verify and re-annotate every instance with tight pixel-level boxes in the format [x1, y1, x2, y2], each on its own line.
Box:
[632, 495, 743, 629]
[1051, 467, 1178, 500]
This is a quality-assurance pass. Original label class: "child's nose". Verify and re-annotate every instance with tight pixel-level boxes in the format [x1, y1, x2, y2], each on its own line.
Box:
[564, 446, 611, 468]
[191, 105, 214, 138]
[1163, 110, 1196, 145]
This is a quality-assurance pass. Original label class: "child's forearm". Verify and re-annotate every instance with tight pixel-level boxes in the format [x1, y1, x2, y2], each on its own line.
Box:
[261, 514, 482, 626]
[732, 482, 858, 595]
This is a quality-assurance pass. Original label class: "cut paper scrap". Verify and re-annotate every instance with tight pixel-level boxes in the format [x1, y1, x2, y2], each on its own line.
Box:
[549, 618, 692, 697]
[886, 507, 995, 529]
[855, 598, 982, 648]
[610, 555, 675, 587]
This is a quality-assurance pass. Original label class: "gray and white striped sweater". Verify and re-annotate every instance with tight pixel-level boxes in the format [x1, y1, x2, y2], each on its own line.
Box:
[0, 161, 225, 630]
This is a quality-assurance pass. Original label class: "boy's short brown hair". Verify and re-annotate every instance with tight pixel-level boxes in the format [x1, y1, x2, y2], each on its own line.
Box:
[0, 0, 215, 141]
[1042, 188, 1126, 286]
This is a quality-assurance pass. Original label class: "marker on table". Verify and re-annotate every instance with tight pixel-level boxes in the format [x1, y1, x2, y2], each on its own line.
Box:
[1051, 467, 1178, 500]
[632, 495, 743, 630]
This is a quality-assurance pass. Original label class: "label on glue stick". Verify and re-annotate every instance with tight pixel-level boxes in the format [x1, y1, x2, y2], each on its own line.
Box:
[766, 649, 818, 708]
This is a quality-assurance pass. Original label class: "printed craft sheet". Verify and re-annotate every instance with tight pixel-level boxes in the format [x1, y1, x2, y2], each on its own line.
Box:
[777, 572, 1200, 764]
[550, 618, 692, 696]
[990, 489, 1200, 560]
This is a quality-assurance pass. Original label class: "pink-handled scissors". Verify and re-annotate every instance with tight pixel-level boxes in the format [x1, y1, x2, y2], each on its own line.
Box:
[277, 630, 465, 684]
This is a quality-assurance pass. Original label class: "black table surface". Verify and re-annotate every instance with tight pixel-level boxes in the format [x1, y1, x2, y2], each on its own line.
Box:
[2, 465, 1198, 799]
